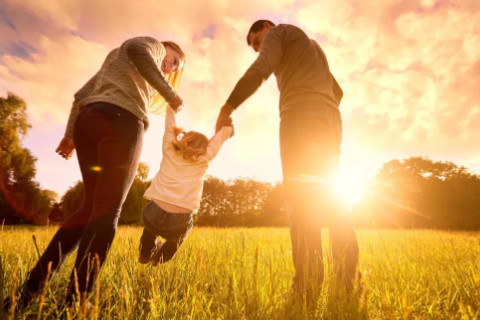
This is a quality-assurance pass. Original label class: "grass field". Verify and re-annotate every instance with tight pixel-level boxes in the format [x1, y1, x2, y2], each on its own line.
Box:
[1, 225, 480, 319]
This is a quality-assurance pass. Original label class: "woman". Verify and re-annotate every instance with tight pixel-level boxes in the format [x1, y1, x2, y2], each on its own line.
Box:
[7, 36, 186, 309]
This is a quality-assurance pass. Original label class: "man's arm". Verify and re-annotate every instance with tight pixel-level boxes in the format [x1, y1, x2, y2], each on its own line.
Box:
[216, 28, 285, 132]
[225, 28, 284, 109]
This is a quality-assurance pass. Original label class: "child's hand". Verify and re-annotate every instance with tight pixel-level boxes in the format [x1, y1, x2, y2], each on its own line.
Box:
[220, 116, 235, 137]
[215, 104, 235, 132]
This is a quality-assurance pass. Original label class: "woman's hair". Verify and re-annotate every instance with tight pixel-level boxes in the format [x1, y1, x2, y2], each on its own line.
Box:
[163, 41, 186, 60]
[149, 41, 186, 114]
[172, 127, 209, 161]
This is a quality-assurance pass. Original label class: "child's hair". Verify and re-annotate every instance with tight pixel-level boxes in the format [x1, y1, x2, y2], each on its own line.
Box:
[172, 127, 209, 161]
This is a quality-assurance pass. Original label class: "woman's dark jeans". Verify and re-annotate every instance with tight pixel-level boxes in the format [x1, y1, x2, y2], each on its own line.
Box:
[140, 201, 193, 263]
[23, 102, 144, 304]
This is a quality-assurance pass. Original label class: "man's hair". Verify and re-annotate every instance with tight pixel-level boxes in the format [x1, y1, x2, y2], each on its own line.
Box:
[246, 20, 276, 45]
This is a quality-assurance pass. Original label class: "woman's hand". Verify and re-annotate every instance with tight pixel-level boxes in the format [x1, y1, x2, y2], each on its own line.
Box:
[169, 95, 184, 112]
[55, 136, 75, 159]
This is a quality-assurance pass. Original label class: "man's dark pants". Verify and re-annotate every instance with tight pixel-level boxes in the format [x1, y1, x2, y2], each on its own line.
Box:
[279, 104, 359, 289]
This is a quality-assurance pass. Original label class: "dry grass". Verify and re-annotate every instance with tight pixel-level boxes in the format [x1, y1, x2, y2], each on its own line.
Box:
[1, 226, 480, 319]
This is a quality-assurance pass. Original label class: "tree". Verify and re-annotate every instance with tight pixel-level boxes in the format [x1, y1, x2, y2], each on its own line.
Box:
[197, 176, 229, 226]
[60, 162, 152, 225]
[119, 162, 151, 224]
[60, 181, 85, 219]
[0, 93, 55, 224]
[355, 157, 480, 230]
[261, 182, 288, 226]
[224, 178, 272, 226]
[48, 203, 64, 224]
[197, 177, 287, 227]
[136, 162, 150, 182]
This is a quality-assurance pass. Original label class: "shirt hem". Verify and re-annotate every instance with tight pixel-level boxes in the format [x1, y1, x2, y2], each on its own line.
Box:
[144, 192, 199, 213]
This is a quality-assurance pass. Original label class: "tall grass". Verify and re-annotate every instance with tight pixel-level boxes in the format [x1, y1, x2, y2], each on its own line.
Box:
[1, 226, 479, 319]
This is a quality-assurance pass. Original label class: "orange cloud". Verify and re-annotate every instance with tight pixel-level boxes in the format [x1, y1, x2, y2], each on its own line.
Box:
[1, 0, 479, 194]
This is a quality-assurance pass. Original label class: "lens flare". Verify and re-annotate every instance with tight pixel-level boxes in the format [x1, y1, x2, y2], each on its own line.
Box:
[89, 166, 102, 172]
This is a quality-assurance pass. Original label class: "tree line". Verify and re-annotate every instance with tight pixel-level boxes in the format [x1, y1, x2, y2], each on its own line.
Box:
[354, 157, 480, 230]
[1, 93, 479, 230]
[58, 173, 288, 228]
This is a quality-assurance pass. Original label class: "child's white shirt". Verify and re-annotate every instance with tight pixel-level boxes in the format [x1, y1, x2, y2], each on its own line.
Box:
[144, 106, 232, 213]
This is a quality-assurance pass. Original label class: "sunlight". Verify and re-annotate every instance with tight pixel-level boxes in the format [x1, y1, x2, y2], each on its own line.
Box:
[333, 168, 371, 208]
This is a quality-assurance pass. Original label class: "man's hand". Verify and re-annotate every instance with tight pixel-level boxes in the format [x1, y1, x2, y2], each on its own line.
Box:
[220, 116, 235, 137]
[169, 95, 184, 112]
[215, 103, 235, 133]
[56, 136, 75, 159]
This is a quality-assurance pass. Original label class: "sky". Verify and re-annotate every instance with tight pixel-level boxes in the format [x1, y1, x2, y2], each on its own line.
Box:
[0, 0, 479, 200]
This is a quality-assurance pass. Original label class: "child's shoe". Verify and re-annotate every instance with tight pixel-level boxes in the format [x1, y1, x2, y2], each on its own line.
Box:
[138, 243, 152, 264]
[150, 240, 165, 266]
[138, 251, 151, 264]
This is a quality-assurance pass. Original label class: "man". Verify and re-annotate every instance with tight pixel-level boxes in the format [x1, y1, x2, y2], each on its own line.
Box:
[215, 20, 359, 291]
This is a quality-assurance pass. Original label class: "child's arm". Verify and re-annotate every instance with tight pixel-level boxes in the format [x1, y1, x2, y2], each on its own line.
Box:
[205, 126, 233, 161]
[163, 105, 177, 145]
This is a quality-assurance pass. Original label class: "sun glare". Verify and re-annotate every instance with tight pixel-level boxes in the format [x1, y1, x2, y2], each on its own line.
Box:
[333, 169, 371, 208]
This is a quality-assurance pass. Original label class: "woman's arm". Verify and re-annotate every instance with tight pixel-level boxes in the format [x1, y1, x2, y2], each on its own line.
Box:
[64, 101, 80, 138]
[64, 70, 100, 138]
[123, 37, 178, 104]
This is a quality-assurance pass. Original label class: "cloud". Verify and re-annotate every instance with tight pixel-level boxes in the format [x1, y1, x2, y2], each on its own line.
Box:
[294, 0, 480, 161]
[0, 34, 108, 123]
[1, 0, 479, 194]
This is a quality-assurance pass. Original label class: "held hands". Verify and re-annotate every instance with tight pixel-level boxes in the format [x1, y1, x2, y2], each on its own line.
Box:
[169, 95, 184, 113]
[215, 103, 235, 135]
[56, 136, 75, 159]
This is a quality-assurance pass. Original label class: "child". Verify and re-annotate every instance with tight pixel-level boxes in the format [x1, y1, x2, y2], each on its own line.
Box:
[139, 105, 233, 265]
